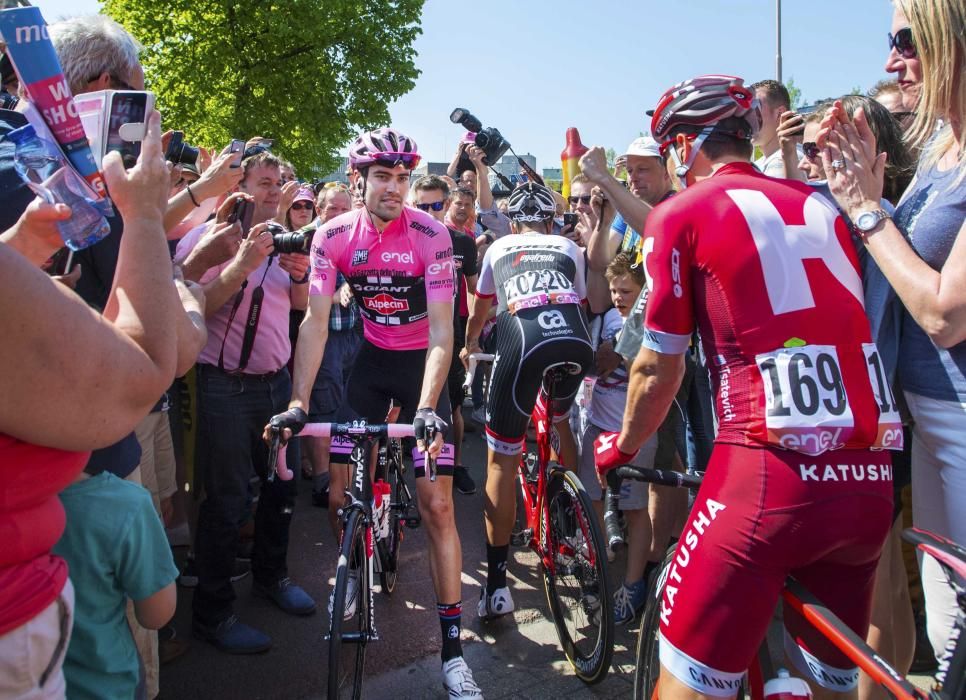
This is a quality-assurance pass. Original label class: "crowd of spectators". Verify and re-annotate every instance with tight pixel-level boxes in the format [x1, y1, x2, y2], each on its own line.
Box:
[0, 0, 963, 697]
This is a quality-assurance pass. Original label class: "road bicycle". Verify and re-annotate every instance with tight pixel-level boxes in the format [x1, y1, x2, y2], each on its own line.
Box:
[603, 466, 966, 700]
[268, 420, 423, 699]
[466, 353, 614, 684]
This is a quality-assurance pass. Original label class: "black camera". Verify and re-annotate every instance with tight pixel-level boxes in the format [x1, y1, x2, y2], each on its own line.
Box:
[165, 130, 199, 167]
[266, 222, 312, 255]
[449, 108, 511, 167]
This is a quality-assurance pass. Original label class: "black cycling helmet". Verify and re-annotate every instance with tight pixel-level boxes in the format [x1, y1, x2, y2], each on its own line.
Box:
[507, 182, 556, 223]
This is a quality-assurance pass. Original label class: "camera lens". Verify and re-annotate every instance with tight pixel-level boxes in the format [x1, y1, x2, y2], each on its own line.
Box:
[271, 230, 311, 255]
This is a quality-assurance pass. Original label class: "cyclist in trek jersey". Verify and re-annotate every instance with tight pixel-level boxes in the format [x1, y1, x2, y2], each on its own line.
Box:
[593, 76, 904, 700]
[461, 182, 594, 620]
[267, 128, 482, 699]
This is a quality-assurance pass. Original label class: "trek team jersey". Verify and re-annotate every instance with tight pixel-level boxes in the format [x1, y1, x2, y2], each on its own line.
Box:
[309, 206, 455, 351]
[641, 162, 902, 456]
[475, 232, 586, 315]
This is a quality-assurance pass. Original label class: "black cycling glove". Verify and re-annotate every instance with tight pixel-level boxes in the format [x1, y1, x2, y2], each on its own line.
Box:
[270, 407, 308, 439]
[413, 407, 448, 445]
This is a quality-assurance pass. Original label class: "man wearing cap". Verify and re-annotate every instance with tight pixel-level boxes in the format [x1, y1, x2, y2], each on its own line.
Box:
[583, 136, 674, 274]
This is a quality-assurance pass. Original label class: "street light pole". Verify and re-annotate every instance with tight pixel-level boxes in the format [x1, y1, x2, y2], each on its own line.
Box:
[776, 0, 783, 82]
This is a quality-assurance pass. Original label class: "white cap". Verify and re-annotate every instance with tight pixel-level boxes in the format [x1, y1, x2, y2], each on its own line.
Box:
[622, 136, 662, 159]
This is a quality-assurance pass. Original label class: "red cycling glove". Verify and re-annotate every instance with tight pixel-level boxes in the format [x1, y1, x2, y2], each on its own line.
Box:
[593, 431, 638, 476]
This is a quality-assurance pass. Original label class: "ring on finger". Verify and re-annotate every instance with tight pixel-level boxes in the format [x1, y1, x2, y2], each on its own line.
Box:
[830, 158, 846, 171]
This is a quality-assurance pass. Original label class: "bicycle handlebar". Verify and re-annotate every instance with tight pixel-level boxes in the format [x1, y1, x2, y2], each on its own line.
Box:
[463, 352, 495, 393]
[604, 466, 704, 554]
[268, 421, 419, 482]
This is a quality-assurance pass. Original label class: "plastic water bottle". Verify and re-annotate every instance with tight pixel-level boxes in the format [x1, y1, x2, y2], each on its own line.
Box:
[372, 480, 392, 539]
[9, 124, 110, 250]
[764, 669, 812, 700]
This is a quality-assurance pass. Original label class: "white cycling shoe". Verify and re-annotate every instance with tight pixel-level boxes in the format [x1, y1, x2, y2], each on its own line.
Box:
[442, 656, 484, 699]
[477, 586, 514, 620]
[327, 569, 358, 621]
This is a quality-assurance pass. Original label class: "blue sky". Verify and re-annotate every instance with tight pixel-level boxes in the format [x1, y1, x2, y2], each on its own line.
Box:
[37, 0, 897, 170]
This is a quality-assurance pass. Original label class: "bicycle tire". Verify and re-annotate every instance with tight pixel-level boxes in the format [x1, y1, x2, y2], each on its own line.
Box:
[634, 545, 676, 700]
[541, 468, 614, 684]
[328, 509, 371, 700]
[633, 545, 745, 700]
[380, 441, 409, 594]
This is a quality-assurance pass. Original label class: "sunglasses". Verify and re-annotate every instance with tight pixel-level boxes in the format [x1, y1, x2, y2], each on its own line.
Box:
[371, 151, 422, 170]
[568, 195, 591, 205]
[290, 201, 315, 211]
[415, 200, 446, 212]
[243, 143, 273, 159]
[802, 142, 821, 161]
[888, 27, 916, 59]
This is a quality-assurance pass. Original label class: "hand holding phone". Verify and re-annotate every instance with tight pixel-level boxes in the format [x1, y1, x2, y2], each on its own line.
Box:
[228, 139, 245, 168]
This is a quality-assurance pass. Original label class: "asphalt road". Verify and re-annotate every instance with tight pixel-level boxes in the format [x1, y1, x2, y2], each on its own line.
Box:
[160, 419, 935, 699]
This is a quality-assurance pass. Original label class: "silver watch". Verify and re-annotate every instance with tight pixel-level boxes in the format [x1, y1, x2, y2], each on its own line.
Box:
[854, 208, 891, 233]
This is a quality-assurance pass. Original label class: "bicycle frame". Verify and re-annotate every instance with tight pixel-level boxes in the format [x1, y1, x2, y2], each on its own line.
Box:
[517, 368, 598, 577]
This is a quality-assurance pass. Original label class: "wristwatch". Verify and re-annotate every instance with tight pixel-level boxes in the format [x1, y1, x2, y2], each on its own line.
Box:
[854, 208, 891, 233]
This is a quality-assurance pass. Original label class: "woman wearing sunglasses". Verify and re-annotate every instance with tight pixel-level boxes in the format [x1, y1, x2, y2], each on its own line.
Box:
[819, 0, 966, 673]
[285, 187, 317, 232]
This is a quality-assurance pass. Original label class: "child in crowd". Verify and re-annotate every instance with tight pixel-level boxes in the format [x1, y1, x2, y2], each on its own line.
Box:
[52, 456, 178, 700]
[577, 253, 657, 625]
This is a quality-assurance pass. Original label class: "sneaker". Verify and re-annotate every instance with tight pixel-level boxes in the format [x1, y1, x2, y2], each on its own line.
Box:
[327, 569, 359, 621]
[477, 586, 514, 620]
[470, 406, 486, 425]
[613, 579, 648, 626]
[442, 656, 484, 699]
[453, 466, 477, 495]
[192, 614, 271, 655]
[236, 539, 254, 562]
[252, 577, 316, 616]
[178, 556, 250, 588]
[312, 488, 329, 508]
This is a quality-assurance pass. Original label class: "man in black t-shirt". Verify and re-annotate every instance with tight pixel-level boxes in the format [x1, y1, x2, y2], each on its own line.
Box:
[411, 175, 479, 495]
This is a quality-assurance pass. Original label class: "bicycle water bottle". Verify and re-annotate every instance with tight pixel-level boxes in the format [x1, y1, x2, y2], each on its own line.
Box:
[9, 124, 110, 250]
[764, 669, 812, 700]
[373, 480, 391, 539]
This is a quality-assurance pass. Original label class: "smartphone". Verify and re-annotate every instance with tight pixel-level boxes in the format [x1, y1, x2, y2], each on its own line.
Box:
[562, 213, 578, 228]
[105, 91, 155, 169]
[228, 139, 245, 168]
[228, 198, 254, 236]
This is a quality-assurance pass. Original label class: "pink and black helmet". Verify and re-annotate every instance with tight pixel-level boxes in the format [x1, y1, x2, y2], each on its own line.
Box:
[348, 127, 421, 171]
[649, 75, 761, 145]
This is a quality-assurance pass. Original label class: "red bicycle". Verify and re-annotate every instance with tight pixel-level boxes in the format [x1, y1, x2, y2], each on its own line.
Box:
[603, 466, 966, 700]
[466, 353, 614, 684]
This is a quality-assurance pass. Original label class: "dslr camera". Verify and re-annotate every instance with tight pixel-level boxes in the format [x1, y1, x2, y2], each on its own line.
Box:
[166, 130, 200, 167]
[265, 222, 312, 255]
[450, 108, 511, 167]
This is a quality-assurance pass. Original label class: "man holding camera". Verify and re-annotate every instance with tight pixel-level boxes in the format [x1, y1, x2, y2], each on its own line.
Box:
[270, 128, 483, 698]
[174, 150, 315, 655]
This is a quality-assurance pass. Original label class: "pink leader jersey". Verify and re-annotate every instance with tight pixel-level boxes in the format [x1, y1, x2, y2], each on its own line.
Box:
[310, 206, 455, 351]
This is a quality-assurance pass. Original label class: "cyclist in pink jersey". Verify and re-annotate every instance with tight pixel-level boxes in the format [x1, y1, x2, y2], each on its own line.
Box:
[593, 76, 901, 700]
[267, 128, 482, 698]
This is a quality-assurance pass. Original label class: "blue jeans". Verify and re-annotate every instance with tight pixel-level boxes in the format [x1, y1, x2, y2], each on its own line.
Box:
[192, 365, 296, 626]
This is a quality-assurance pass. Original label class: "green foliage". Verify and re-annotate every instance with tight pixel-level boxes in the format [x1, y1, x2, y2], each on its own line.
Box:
[604, 147, 617, 168]
[785, 76, 804, 109]
[544, 179, 563, 193]
[103, 0, 424, 178]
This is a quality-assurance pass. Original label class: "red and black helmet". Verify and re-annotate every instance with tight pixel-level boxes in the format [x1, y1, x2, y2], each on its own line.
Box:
[650, 75, 761, 145]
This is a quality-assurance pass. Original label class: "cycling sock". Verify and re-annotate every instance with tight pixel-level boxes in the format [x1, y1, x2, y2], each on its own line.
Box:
[437, 601, 462, 662]
[486, 544, 509, 594]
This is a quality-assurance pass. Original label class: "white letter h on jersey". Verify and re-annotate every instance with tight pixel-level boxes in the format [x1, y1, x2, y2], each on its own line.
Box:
[726, 190, 864, 315]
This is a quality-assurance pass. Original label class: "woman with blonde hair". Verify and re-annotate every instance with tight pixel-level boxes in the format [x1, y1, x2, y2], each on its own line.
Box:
[819, 0, 966, 670]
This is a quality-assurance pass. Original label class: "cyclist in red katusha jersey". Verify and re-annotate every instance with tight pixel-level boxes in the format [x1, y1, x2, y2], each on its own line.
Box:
[592, 76, 904, 700]
[267, 128, 482, 699]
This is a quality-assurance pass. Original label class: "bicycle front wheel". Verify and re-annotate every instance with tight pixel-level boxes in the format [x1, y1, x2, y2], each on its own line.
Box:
[328, 509, 371, 699]
[634, 545, 676, 700]
[541, 468, 614, 684]
[380, 442, 410, 594]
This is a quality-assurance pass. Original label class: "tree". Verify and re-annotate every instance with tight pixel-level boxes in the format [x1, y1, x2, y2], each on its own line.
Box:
[785, 76, 804, 110]
[104, 0, 424, 178]
[605, 147, 617, 168]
